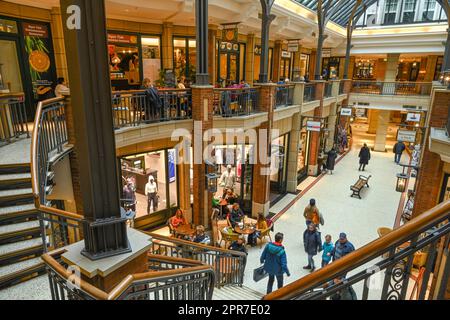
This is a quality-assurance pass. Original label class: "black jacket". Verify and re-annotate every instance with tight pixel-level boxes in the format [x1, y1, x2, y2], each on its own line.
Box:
[303, 229, 322, 256]
[393, 142, 406, 154]
[326, 149, 338, 170]
[358, 146, 371, 165]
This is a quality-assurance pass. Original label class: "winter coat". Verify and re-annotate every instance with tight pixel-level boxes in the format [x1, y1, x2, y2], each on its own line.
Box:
[260, 242, 290, 276]
[322, 241, 334, 263]
[326, 150, 338, 170]
[330, 286, 358, 300]
[358, 146, 371, 165]
[332, 240, 355, 261]
[393, 142, 406, 155]
[303, 229, 322, 256]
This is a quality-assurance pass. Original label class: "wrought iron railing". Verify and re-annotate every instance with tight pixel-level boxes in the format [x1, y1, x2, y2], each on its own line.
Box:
[303, 83, 317, 102]
[213, 87, 259, 116]
[324, 82, 333, 98]
[264, 200, 450, 300]
[112, 88, 192, 129]
[0, 93, 29, 144]
[275, 84, 295, 108]
[148, 233, 247, 288]
[351, 81, 432, 96]
[42, 248, 215, 300]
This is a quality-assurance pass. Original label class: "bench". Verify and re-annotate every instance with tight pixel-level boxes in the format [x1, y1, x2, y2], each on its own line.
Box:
[350, 175, 371, 199]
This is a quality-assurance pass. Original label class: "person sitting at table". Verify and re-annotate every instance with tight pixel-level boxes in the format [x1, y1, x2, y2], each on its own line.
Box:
[229, 203, 245, 228]
[248, 213, 269, 247]
[225, 188, 238, 205]
[169, 209, 187, 229]
[229, 237, 248, 255]
[192, 225, 210, 244]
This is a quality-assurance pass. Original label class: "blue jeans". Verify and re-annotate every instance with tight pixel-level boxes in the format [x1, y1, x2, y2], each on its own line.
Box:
[395, 153, 402, 164]
[321, 259, 330, 268]
[267, 274, 284, 294]
[308, 254, 315, 269]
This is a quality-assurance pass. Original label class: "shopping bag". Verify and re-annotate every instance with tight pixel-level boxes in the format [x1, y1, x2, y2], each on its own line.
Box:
[253, 265, 268, 282]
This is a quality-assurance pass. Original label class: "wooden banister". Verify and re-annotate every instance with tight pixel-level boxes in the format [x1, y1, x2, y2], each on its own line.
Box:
[263, 200, 450, 300]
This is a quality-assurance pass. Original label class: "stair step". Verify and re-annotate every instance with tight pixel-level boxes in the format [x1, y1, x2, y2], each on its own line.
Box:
[0, 164, 30, 175]
[0, 221, 41, 244]
[212, 285, 264, 300]
[0, 275, 51, 300]
[0, 238, 44, 266]
[0, 204, 36, 216]
[0, 173, 31, 182]
[0, 188, 34, 208]
[0, 173, 32, 191]
[0, 204, 38, 226]
[0, 257, 45, 289]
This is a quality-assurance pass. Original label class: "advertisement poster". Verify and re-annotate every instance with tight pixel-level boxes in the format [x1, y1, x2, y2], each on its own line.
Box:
[406, 113, 421, 122]
[22, 22, 56, 101]
[306, 121, 321, 132]
[397, 129, 417, 143]
[340, 107, 352, 116]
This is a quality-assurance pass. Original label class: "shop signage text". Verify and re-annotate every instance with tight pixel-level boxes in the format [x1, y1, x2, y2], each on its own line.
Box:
[397, 130, 416, 143]
[281, 51, 292, 58]
[306, 121, 321, 132]
[406, 113, 421, 122]
[22, 22, 48, 38]
[287, 42, 299, 52]
[108, 33, 138, 44]
[322, 48, 331, 58]
[340, 108, 352, 116]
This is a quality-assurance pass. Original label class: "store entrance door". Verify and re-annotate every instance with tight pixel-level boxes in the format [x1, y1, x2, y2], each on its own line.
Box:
[280, 57, 291, 81]
[219, 51, 239, 84]
[0, 38, 24, 93]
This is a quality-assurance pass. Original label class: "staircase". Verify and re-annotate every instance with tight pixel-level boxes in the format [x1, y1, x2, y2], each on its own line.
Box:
[213, 285, 264, 300]
[0, 162, 46, 289]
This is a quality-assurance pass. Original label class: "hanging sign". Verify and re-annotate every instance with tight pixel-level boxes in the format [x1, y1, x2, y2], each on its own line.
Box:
[281, 51, 291, 58]
[406, 113, 421, 122]
[287, 42, 299, 52]
[397, 129, 416, 143]
[306, 120, 321, 132]
[340, 108, 352, 116]
[108, 33, 138, 44]
[322, 48, 331, 58]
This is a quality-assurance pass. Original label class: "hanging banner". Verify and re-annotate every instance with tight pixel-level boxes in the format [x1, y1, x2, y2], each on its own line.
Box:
[406, 113, 421, 122]
[340, 107, 352, 116]
[287, 42, 299, 52]
[107, 33, 138, 44]
[397, 129, 416, 143]
[281, 51, 291, 58]
[306, 120, 321, 132]
[22, 22, 56, 101]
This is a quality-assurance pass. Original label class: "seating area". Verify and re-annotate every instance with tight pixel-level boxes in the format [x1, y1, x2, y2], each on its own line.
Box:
[350, 175, 372, 199]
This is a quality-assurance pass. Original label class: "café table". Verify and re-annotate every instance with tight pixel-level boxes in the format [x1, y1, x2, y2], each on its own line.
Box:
[234, 225, 256, 235]
[174, 224, 196, 238]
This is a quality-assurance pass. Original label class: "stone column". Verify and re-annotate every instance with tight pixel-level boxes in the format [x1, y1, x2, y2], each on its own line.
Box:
[208, 25, 218, 85]
[50, 7, 69, 80]
[272, 40, 282, 82]
[177, 160, 192, 223]
[384, 53, 400, 81]
[326, 102, 337, 151]
[424, 55, 439, 82]
[373, 110, 390, 152]
[307, 81, 325, 176]
[367, 109, 379, 134]
[252, 84, 276, 217]
[162, 22, 174, 70]
[191, 85, 214, 227]
[245, 34, 256, 85]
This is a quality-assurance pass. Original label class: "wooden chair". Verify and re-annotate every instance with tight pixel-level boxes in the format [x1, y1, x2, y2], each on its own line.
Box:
[257, 227, 273, 248]
[220, 228, 240, 249]
[167, 220, 176, 237]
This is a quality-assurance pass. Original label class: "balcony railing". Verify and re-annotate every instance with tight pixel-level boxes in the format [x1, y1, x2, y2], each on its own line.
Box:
[303, 83, 317, 102]
[264, 200, 450, 300]
[324, 82, 333, 98]
[351, 81, 432, 96]
[339, 81, 345, 95]
[0, 93, 29, 144]
[112, 88, 192, 129]
[213, 87, 259, 117]
[275, 84, 295, 108]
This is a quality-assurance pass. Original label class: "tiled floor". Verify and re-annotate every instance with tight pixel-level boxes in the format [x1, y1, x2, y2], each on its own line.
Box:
[0, 138, 31, 165]
[242, 121, 410, 297]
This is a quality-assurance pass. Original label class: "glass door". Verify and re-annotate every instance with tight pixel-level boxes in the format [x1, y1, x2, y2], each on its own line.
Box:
[0, 38, 23, 93]
[217, 42, 241, 85]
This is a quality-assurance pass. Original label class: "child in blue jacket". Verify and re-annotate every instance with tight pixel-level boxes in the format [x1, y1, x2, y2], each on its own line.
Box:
[321, 234, 334, 268]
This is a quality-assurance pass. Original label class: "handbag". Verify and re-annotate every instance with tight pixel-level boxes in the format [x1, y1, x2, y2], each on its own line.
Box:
[253, 265, 268, 282]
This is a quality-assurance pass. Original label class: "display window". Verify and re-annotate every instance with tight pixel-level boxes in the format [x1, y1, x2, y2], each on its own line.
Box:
[108, 33, 140, 85]
[439, 173, 450, 203]
[217, 41, 245, 85]
[141, 36, 161, 85]
[173, 37, 196, 85]
[297, 126, 311, 182]
[353, 59, 375, 79]
[300, 53, 310, 77]
[120, 149, 178, 219]
[270, 134, 289, 203]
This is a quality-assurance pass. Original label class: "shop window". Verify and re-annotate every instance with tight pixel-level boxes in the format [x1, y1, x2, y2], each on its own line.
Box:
[217, 41, 243, 85]
[0, 39, 23, 92]
[439, 174, 450, 203]
[141, 36, 161, 86]
[0, 19, 18, 34]
[108, 33, 140, 85]
[434, 56, 444, 81]
[353, 59, 375, 79]
[173, 37, 196, 86]
[300, 54, 310, 77]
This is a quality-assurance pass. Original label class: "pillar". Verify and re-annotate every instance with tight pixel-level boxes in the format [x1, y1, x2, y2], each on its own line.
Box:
[246, 34, 256, 85]
[367, 109, 379, 134]
[178, 160, 192, 223]
[384, 53, 400, 81]
[50, 7, 69, 81]
[373, 110, 390, 152]
[424, 55, 438, 82]
[292, 47, 302, 81]
[252, 84, 276, 217]
[208, 25, 218, 85]
[309, 50, 317, 80]
[162, 22, 174, 70]
[272, 40, 282, 82]
[307, 81, 325, 176]
[326, 102, 337, 151]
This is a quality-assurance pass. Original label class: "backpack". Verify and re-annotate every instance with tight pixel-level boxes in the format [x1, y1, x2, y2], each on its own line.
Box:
[319, 212, 325, 226]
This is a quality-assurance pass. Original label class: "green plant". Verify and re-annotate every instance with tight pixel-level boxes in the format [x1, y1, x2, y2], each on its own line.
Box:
[24, 36, 50, 82]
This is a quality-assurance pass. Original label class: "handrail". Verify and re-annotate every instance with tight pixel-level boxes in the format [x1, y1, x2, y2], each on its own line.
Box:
[0, 92, 25, 100]
[43, 248, 214, 300]
[263, 199, 450, 300]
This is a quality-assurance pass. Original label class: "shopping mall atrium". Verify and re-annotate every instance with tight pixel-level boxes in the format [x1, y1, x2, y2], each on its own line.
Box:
[0, 0, 449, 302]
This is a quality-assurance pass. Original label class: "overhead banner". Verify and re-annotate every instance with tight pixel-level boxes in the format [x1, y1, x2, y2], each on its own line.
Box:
[322, 48, 331, 58]
[306, 120, 321, 132]
[108, 33, 138, 44]
[397, 129, 416, 143]
[281, 51, 292, 58]
[406, 113, 421, 122]
[287, 42, 299, 52]
[340, 108, 352, 116]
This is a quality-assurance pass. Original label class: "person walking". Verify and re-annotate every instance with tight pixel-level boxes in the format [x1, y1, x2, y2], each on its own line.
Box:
[260, 232, 291, 294]
[219, 165, 236, 190]
[303, 199, 321, 227]
[321, 235, 334, 268]
[326, 148, 338, 174]
[303, 223, 322, 272]
[358, 143, 371, 171]
[332, 233, 355, 261]
[393, 141, 406, 164]
[145, 175, 158, 214]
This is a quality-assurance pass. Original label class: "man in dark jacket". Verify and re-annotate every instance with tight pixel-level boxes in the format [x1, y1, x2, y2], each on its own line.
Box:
[303, 224, 322, 272]
[358, 143, 371, 171]
[332, 233, 355, 261]
[260, 232, 291, 294]
[326, 148, 338, 174]
[393, 141, 406, 164]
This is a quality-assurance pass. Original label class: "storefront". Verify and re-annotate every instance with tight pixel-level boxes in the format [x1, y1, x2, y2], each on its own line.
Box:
[279, 51, 292, 81]
[253, 45, 273, 83]
[173, 37, 196, 85]
[108, 32, 162, 90]
[322, 57, 344, 79]
[217, 41, 246, 85]
[299, 53, 310, 78]
[213, 144, 253, 213]
[120, 148, 179, 230]
[297, 119, 312, 183]
[270, 134, 289, 203]
[0, 17, 57, 119]
[353, 59, 375, 80]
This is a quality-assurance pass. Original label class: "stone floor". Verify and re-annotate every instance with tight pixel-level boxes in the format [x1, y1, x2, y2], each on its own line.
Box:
[0, 138, 31, 165]
[241, 121, 410, 297]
